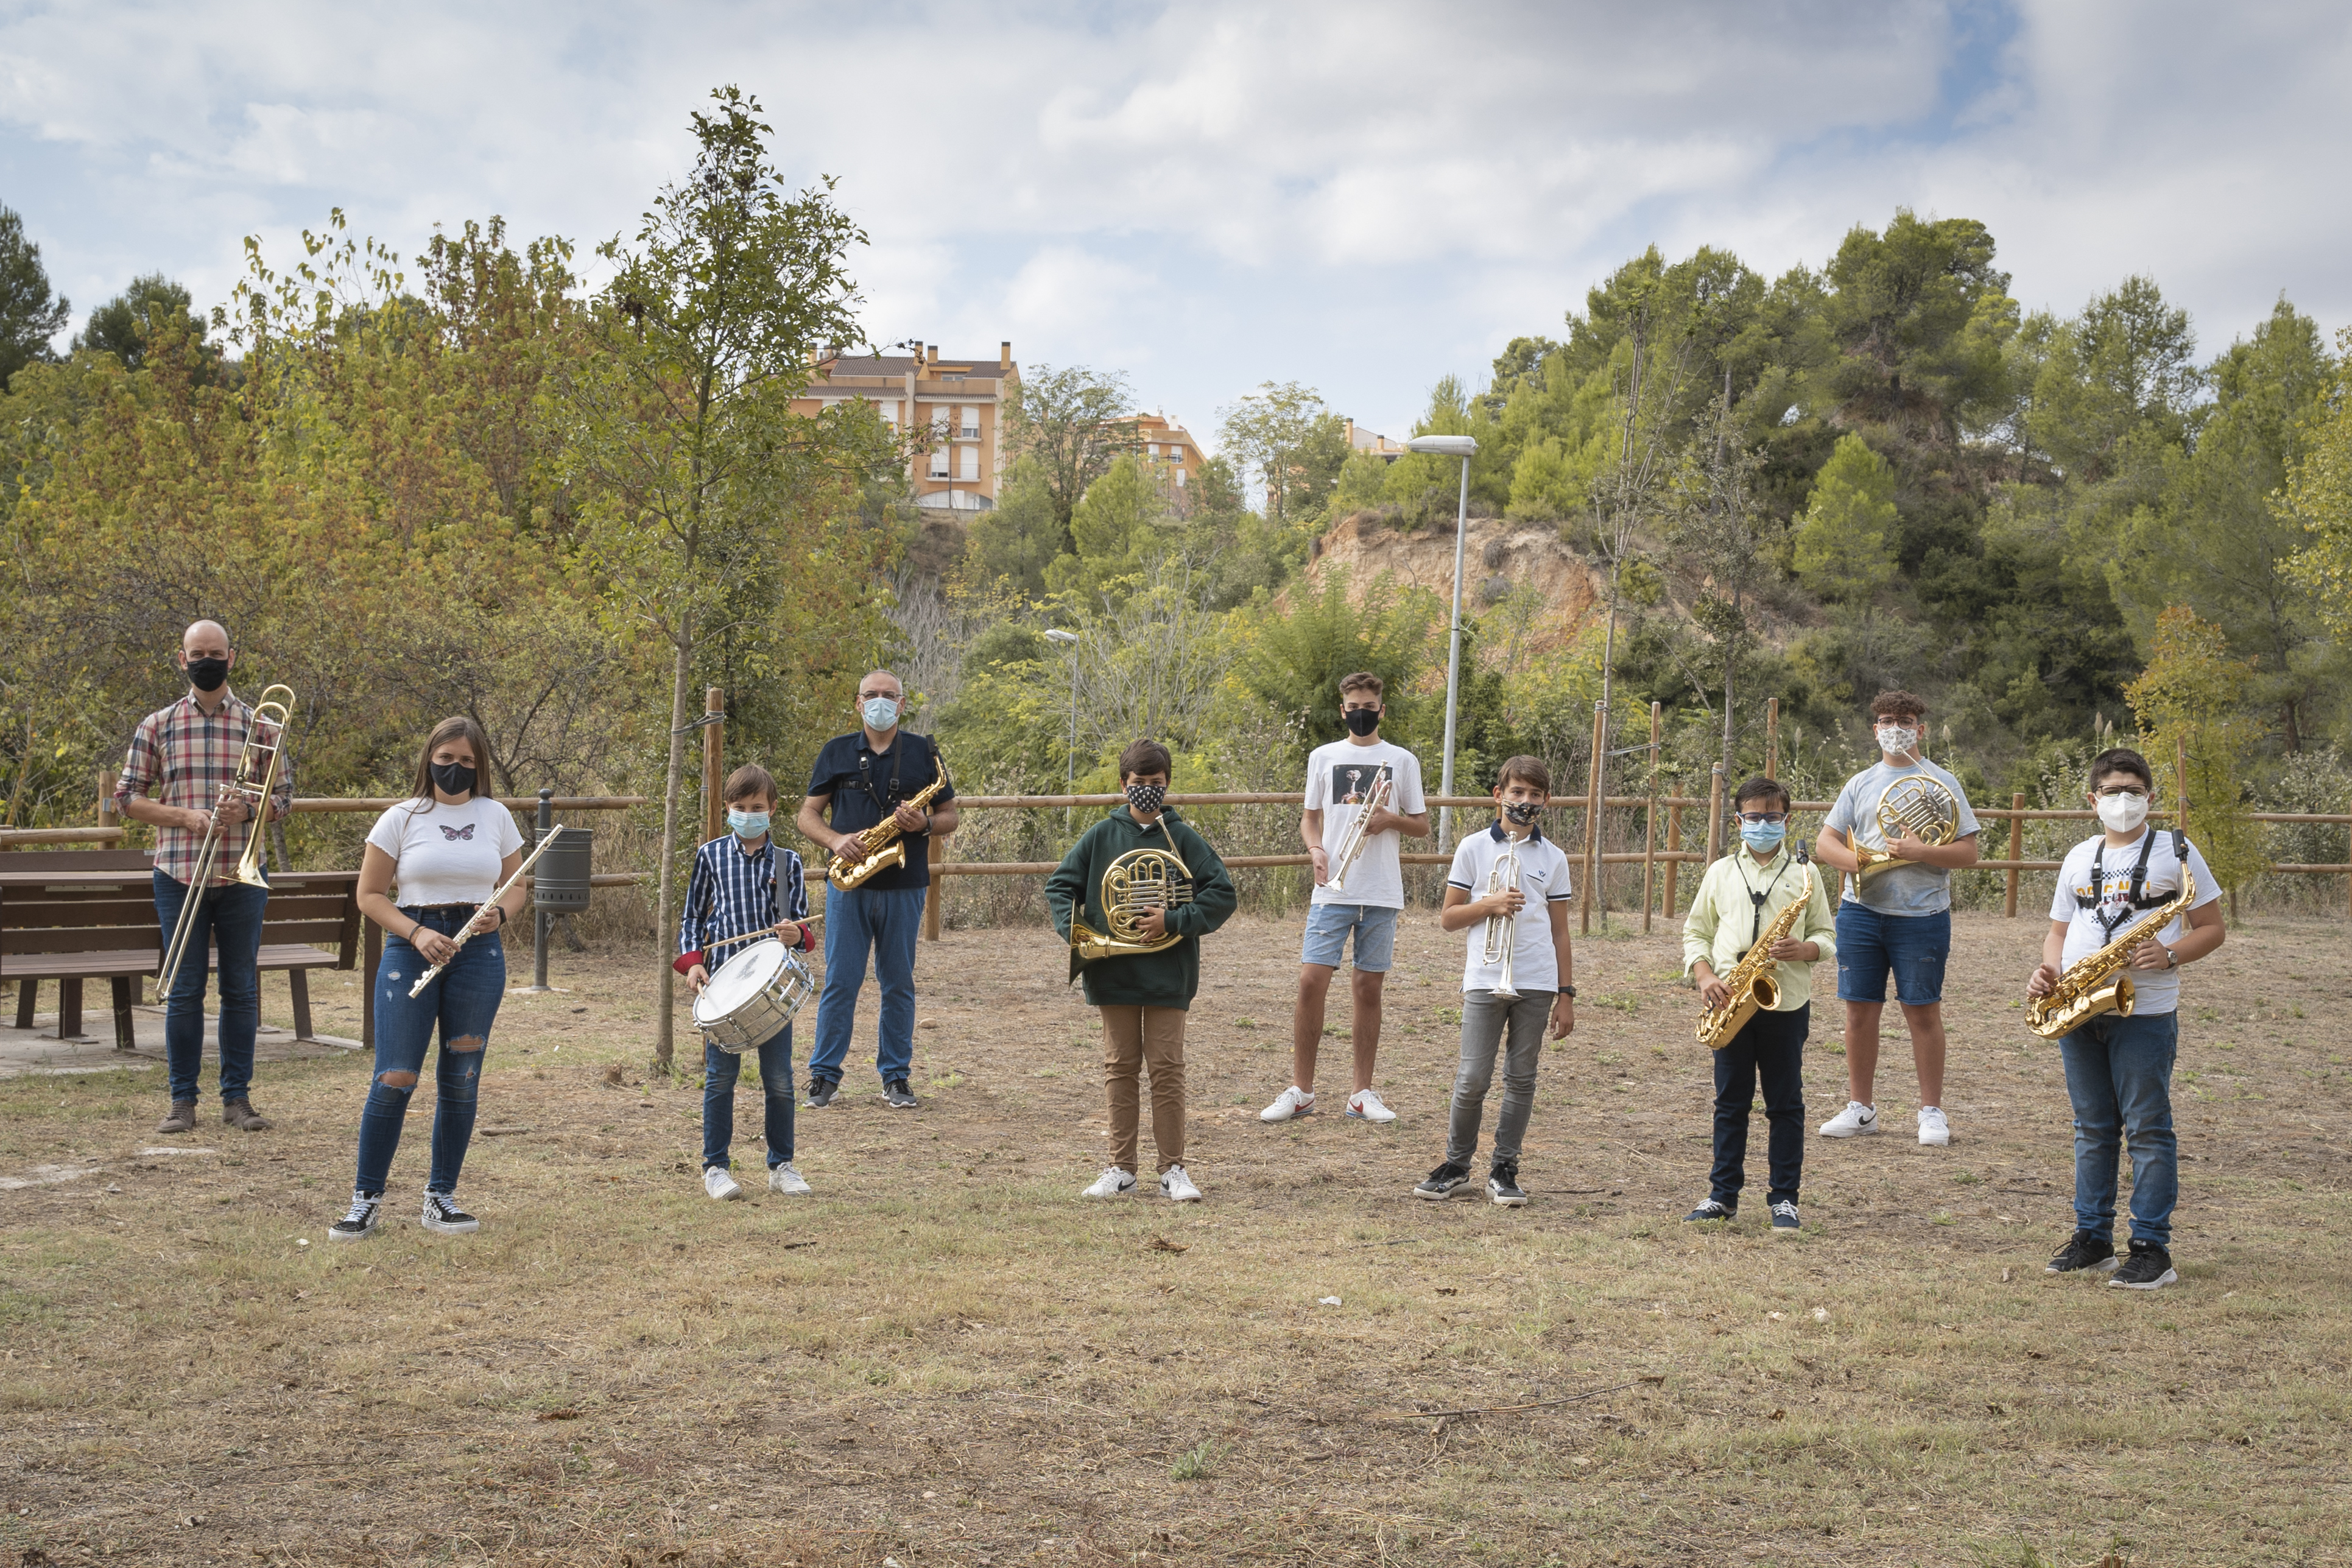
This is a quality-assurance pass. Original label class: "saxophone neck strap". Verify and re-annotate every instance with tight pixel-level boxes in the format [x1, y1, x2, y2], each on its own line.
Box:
[856, 733, 912, 817]
[2080, 826, 2169, 941]
[1734, 848, 1796, 949]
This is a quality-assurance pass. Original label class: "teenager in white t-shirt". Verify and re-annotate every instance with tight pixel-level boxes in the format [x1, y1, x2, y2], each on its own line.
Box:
[2026, 747, 2223, 1292]
[1260, 672, 1429, 1125]
[329, 716, 527, 1243]
[1414, 756, 1575, 1206]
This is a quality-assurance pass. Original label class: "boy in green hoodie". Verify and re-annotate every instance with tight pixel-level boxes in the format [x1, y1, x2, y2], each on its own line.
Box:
[1046, 739, 1238, 1202]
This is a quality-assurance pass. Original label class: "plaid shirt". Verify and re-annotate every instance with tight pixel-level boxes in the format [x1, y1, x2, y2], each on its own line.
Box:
[114, 689, 295, 886]
[678, 834, 811, 962]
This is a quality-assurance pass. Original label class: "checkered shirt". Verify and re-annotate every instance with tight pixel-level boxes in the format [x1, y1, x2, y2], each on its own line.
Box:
[114, 690, 295, 886]
[678, 834, 810, 960]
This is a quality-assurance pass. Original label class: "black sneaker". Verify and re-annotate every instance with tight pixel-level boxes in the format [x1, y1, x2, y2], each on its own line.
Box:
[1486, 1164, 1528, 1207]
[2045, 1229, 2119, 1275]
[884, 1079, 920, 1109]
[2106, 1240, 2177, 1291]
[420, 1193, 479, 1236]
[1414, 1162, 1470, 1201]
[1769, 1199, 1801, 1234]
[803, 1077, 838, 1109]
[1682, 1198, 1735, 1223]
[328, 1192, 382, 1243]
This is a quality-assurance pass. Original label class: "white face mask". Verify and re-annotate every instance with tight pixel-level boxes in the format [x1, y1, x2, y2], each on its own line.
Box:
[1875, 724, 1920, 758]
[2096, 791, 2151, 833]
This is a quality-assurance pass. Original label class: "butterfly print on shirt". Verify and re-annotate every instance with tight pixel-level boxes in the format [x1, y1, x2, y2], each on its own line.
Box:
[439, 824, 476, 841]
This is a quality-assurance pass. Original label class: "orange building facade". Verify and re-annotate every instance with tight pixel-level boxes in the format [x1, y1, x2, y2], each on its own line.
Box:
[792, 343, 1019, 513]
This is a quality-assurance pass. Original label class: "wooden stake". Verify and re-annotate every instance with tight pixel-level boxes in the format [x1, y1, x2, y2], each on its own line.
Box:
[1706, 764, 1725, 865]
[2005, 792, 2024, 919]
[1765, 697, 1779, 781]
[1664, 802, 1682, 920]
[1643, 701, 1661, 935]
[924, 832, 943, 941]
[701, 687, 725, 848]
[1581, 701, 1605, 934]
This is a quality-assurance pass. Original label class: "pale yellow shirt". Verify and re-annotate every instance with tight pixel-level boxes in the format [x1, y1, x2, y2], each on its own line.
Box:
[1681, 847, 1839, 1012]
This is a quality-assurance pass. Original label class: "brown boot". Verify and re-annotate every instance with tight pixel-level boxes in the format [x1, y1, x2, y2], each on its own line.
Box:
[222, 1098, 273, 1132]
[155, 1100, 199, 1134]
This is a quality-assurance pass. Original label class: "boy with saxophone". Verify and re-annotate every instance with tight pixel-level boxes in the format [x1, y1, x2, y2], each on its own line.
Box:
[1415, 757, 1574, 1207]
[1046, 740, 1237, 1203]
[2026, 748, 2222, 1290]
[1681, 775, 1838, 1234]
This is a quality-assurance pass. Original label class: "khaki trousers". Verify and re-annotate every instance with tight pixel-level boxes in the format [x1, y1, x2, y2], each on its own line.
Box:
[1100, 1005, 1187, 1175]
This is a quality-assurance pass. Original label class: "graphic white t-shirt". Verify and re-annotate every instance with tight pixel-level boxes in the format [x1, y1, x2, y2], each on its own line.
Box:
[364, 796, 526, 905]
[1305, 739, 1426, 910]
[1824, 756, 1981, 916]
[2048, 829, 2219, 1018]
[1445, 824, 1573, 993]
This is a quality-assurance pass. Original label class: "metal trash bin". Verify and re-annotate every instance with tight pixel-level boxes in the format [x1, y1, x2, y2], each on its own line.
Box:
[532, 827, 594, 913]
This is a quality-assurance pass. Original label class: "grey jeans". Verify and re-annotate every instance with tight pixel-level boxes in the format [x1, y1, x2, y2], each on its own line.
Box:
[1444, 988, 1555, 1171]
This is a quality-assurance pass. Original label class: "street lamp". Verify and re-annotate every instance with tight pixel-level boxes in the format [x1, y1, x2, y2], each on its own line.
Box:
[1404, 434, 1477, 851]
[1043, 628, 1079, 828]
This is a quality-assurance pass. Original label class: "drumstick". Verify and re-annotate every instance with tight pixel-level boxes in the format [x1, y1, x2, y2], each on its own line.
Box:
[705, 914, 822, 955]
[406, 826, 568, 999]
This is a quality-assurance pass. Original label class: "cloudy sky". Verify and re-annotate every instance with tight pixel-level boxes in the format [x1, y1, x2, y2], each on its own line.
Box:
[3, 1, 2347, 443]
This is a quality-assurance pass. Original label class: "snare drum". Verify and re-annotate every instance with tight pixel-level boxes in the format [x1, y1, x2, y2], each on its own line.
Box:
[690, 938, 816, 1053]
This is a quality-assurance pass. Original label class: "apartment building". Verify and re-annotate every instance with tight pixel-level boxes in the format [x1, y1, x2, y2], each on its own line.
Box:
[1131, 412, 1202, 492]
[792, 343, 1019, 512]
[1342, 417, 1404, 462]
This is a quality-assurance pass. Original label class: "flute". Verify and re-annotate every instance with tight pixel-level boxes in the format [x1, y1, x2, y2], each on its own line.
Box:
[406, 826, 569, 999]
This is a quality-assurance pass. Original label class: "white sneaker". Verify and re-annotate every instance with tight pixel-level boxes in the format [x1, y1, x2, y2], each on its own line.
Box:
[1918, 1106, 1951, 1147]
[1160, 1165, 1202, 1202]
[1346, 1088, 1398, 1123]
[703, 1165, 743, 1201]
[1082, 1166, 1136, 1198]
[767, 1164, 811, 1196]
[1259, 1086, 1315, 1122]
[1819, 1101, 1879, 1138]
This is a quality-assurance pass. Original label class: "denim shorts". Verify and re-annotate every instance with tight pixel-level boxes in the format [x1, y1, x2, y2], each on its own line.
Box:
[1834, 902, 1950, 1005]
[1300, 902, 1400, 972]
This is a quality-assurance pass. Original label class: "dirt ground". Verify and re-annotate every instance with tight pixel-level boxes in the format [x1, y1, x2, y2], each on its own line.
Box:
[2, 906, 2349, 1567]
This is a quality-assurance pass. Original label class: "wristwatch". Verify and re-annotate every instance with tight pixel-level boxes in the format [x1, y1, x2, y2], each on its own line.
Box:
[2163, 945, 2178, 969]
[1560, 985, 1578, 999]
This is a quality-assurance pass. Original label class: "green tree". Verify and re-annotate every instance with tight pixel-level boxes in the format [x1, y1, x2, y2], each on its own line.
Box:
[1217, 381, 1349, 528]
[961, 459, 1064, 597]
[559, 86, 876, 1065]
[1820, 209, 2018, 434]
[2124, 606, 2268, 896]
[1002, 363, 1136, 555]
[0, 203, 69, 389]
[1233, 567, 1439, 764]
[1792, 434, 1898, 603]
[73, 274, 205, 371]
[2283, 326, 2352, 642]
[1046, 452, 1173, 601]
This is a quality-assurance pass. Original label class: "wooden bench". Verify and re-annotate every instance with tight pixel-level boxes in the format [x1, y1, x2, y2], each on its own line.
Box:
[1, 853, 363, 1048]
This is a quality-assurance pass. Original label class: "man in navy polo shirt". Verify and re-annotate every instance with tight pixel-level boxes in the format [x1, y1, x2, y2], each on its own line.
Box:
[794, 670, 958, 1109]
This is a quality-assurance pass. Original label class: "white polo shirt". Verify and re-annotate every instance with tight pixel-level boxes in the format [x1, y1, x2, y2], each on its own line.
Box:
[1445, 823, 1574, 993]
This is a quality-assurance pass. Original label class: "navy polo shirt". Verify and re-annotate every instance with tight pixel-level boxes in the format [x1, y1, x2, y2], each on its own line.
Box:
[806, 730, 952, 891]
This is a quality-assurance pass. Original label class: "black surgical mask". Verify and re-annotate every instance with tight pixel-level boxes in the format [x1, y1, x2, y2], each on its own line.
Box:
[430, 761, 478, 797]
[185, 656, 230, 694]
[1343, 707, 1380, 737]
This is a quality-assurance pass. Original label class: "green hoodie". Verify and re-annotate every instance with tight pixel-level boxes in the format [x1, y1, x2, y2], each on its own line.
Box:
[1044, 806, 1238, 1008]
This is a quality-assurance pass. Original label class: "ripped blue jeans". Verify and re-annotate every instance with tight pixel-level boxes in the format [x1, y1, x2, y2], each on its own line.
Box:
[353, 905, 506, 1197]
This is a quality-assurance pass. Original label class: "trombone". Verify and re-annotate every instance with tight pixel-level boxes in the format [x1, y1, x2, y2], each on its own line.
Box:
[157, 685, 295, 998]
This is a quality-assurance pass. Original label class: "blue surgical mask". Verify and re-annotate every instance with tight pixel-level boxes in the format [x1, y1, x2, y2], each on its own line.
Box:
[727, 809, 770, 840]
[861, 695, 900, 731]
[1740, 818, 1787, 851]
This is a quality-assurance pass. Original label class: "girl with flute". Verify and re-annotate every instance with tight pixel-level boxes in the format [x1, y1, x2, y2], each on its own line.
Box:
[331, 717, 527, 1240]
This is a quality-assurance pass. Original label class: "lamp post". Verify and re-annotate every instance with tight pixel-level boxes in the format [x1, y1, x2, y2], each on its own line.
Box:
[1043, 628, 1079, 830]
[1404, 434, 1478, 850]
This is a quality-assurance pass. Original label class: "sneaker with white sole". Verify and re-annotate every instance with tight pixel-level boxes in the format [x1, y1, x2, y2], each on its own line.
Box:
[1160, 1165, 1202, 1202]
[1819, 1101, 1879, 1138]
[768, 1164, 811, 1196]
[420, 1193, 479, 1235]
[703, 1165, 743, 1201]
[328, 1190, 382, 1242]
[1486, 1164, 1528, 1206]
[1082, 1166, 1137, 1199]
[1346, 1088, 1398, 1123]
[1769, 1199, 1801, 1234]
[1414, 1162, 1470, 1200]
[1682, 1198, 1734, 1223]
[1917, 1106, 1951, 1147]
[2106, 1240, 2177, 1290]
[1259, 1086, 1315, 1122]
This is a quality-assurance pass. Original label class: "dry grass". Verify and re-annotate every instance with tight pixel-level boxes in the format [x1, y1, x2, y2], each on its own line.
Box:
[2, 910, 2350, 1568]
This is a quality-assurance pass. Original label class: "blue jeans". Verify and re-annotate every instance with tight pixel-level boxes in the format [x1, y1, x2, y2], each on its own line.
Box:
[353, 907, 505, 1196]
[1300, 902, 1400, 971]
[1834, 902, 1950, 1005]
[809, 884, 923, 1086]
[704, 1026, 795, 1170]
[151, 871, 269, 1104]
[1711, 1002, 1808, 1208]
[2060, 1010, 2180, 1247]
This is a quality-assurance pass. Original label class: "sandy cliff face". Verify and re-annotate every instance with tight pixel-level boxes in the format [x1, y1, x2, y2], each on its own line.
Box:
[1303, 510, 1609, 640]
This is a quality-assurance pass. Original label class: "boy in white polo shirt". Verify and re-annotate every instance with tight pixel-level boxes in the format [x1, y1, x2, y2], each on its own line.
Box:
[1261, 671, 1430, 1125]
[1415, 756, 1576, 1206]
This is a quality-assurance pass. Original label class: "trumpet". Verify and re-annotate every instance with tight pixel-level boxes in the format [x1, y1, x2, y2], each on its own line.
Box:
[157, 684, 295, 998]
[1070, 846, 1194, 963]
[1481, 834, 1523, 1000]
[1325, 768, 1392, 895]
[1849, 775, 1959, 881]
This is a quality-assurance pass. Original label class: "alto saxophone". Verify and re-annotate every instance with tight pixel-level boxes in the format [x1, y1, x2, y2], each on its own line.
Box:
[827, 773, 951, 891]
[1694, 863, 1813, 1050]
[2026, 869, 2197, 1039]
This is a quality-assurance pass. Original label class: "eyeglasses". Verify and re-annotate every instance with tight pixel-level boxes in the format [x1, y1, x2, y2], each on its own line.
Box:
[2093, 786, 2149, 800]
[1737, 812, 1787, 825]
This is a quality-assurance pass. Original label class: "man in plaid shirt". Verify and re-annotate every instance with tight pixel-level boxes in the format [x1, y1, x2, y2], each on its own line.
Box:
[114, 621, 294, 1135]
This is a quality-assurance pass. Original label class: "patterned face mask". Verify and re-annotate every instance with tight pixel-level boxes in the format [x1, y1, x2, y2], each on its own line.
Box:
[1875, 723, 1920, 758]
[1125, 782, 1167, 815]
[1502, 800, 1542, 826]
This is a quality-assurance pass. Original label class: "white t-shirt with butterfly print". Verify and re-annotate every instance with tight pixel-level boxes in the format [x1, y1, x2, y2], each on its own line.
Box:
[364, 796, 526, 906]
